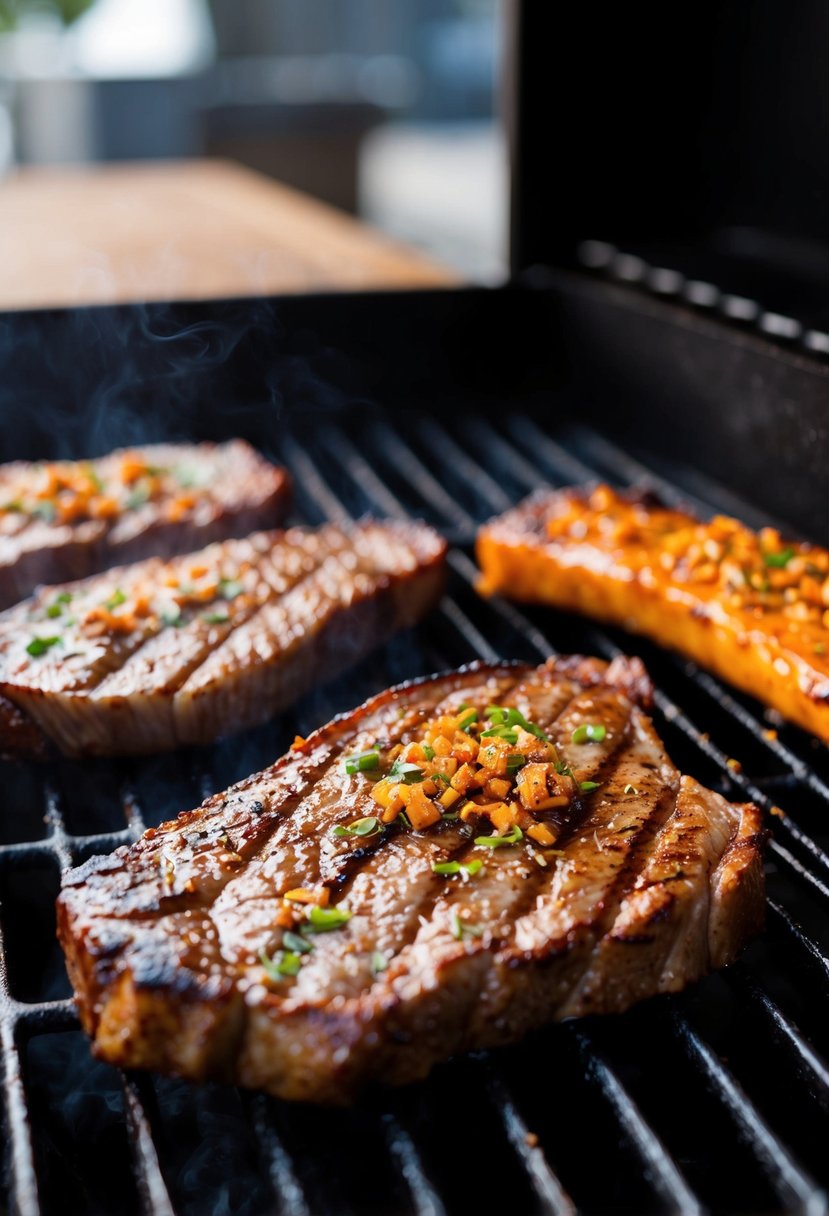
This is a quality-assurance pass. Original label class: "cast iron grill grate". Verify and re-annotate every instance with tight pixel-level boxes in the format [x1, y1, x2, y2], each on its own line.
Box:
[1, 408, 828, 1216]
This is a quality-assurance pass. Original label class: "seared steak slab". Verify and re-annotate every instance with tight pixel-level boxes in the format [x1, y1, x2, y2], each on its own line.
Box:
[58, 656, 765, 1102]
[0, 440, 290, 609]
[0, 519, 446, 757]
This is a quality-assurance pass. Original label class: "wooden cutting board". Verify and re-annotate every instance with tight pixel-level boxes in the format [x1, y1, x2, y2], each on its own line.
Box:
[0, 158, 458, 310]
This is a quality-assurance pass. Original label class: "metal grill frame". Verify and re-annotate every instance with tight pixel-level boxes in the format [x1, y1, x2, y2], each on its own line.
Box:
[1, 394, 828, 1216]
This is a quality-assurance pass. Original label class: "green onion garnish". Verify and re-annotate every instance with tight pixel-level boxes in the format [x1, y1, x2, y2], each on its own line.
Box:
[623, 783, 639, 795]
[486, 706, 549, 741]
[259, 948, 302, 979]
[305, 905, 352, 933]
[474, 824, 523, 849]
[422, 745, 435, 760]
[480, 725, 519, 743]
[161, 606, 182, 627]
[451, 912, 483, 940]
[26, 636, 60, 657]
[571, 724, 607, 745]
[344, 749, 381, 775]
[283, 931, 313, 954]
[371, 951, 388, 975]
[219, 577, 244, 600]
[389, 759, 423, 784]
[175, 466, 201, 488]
[580, 781, 601, 793]
[2, 499, 23, 512]
[762, 547, 795, 569]
[31, 501, 56, 522]
[332, 815, 382, 839]
[457, 708, 478, 732]
[46, 591, 73, 618]
[202, 611, 230, 624]
[125, 486, 150, 509]
[555, 761, 573, 776]
[434, 858, 484, 877]
[105, 589, 127, 611]
[506, 753, 526, 774]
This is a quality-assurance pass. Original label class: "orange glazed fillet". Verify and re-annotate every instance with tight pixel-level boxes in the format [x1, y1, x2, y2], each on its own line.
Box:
[476, 485, 829, 743]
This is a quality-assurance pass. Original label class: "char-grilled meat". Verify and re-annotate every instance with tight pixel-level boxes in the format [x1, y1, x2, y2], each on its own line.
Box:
[0, 519, 446, 757]
[0, 440, 290, 609]
[57, 656, 765, 1103]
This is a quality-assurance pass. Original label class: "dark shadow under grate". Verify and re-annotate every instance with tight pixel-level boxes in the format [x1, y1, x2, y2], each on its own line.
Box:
[1, 409, 828, 1216]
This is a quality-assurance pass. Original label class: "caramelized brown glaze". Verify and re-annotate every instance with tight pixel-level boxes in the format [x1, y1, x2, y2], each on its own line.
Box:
[57, 656, 764, 1103]
[477, 484, 829, 742]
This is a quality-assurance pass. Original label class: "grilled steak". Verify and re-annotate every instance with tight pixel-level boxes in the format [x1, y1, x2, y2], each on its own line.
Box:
[0, 519, 446, 758]
[0, 440, 290, 609]
[477, 484, 829, 741]
[57, 655, 765, 1103]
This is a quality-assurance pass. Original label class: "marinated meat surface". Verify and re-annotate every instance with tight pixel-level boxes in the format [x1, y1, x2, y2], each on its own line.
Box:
[57, 656, 765, 1103]
[0, 440, 290, 609]
[477, 484, 829, 742]
[0, 519, 446, 758]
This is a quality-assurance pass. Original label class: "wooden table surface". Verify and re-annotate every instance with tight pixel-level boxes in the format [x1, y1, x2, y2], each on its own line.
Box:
[0, 159, 458, 311]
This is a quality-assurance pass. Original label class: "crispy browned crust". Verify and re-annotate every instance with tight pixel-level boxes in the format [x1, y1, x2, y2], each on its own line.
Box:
[0, 441, 291, 610]
[0, 519, 447, 759]
[476, 486, 829, 742]
[57, 656, 765, 1103]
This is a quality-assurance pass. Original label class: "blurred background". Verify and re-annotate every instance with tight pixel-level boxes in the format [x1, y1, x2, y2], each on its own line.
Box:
[0, 0, 506, 281]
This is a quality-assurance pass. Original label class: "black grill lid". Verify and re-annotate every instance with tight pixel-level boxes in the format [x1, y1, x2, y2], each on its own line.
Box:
[510, 1, 829, 328]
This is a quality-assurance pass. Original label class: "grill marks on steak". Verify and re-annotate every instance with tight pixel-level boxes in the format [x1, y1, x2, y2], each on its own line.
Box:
[57, 657, 765, 1102]
[0, 520, 446, 757]
[0, 441, 290, 609]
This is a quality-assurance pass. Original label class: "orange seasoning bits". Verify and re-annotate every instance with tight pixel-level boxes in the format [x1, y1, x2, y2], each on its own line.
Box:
[346, 699, 588, 857]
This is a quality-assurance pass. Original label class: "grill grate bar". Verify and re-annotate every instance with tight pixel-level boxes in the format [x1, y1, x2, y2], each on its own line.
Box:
[122, 1077, 176, 1216]
[767, 899, 829, 980]
[672, 1014, 827, 1213]
[569, 1027, 703, 1216]
[381, 1113, 448, 1216]
[1, 1021, 39, 1216]
[483, 1068, 577, 1216]
[368, 419, 473, 534]
[728, 966, 829, 1102]
[246, 1094, 313, 1216]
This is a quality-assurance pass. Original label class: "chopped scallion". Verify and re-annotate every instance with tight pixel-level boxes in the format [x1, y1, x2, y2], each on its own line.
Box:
[457, 708, 478, 732]
[332, 816, 382, 839]
[305, 905, 352, 933]
[283, 931, 313, 955]
[474, 824, 523, 849]
[259, 948, 302, 979]
[389, 759, 423, 783]
[571, 723, 606, 745]
[344, 749, 381, 775]
[105, 589, 127, 611]
[762, 547, 795, 569]
[26, 636, 60, 657]
[451, 912, 483, 940]
[371, 951, 388, 975]
[219, 577, 244, 600]
[580, 780, 601, 793]
[202, 611, 230, 624]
